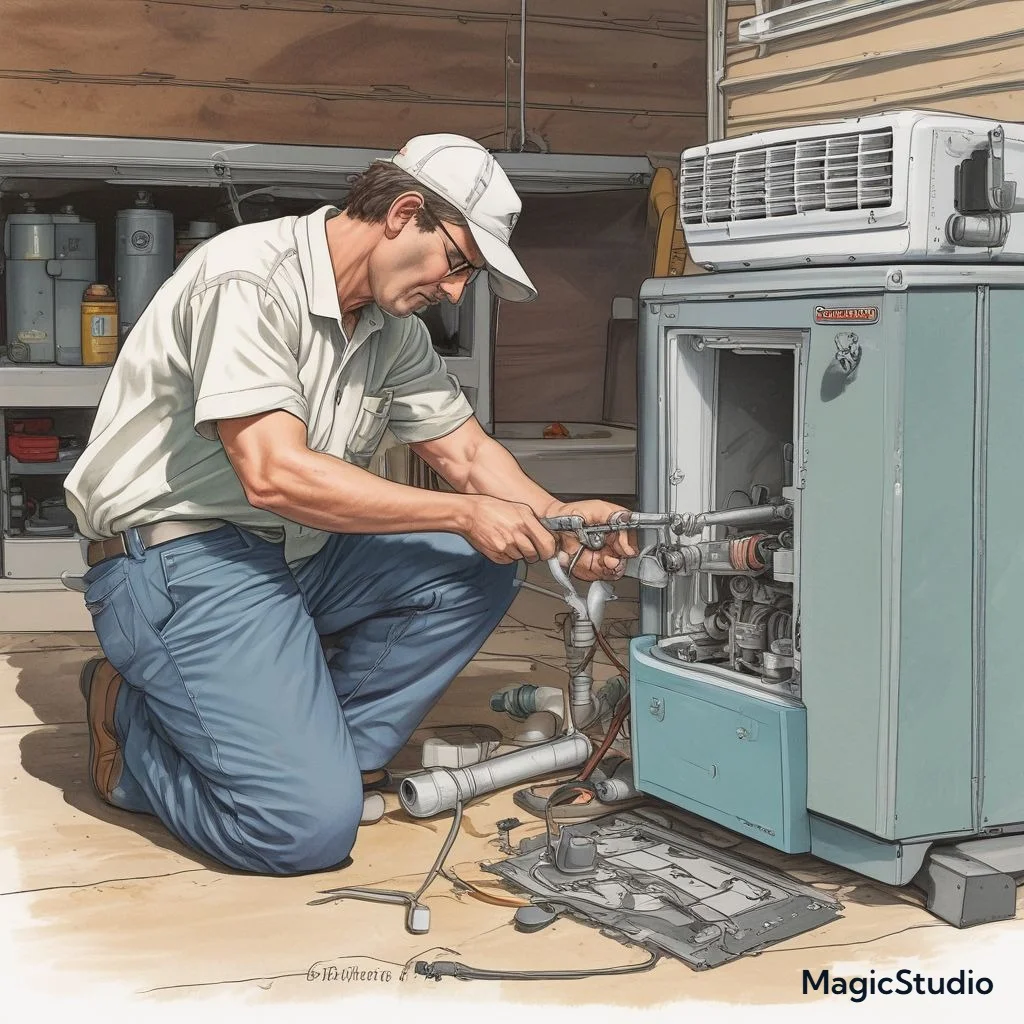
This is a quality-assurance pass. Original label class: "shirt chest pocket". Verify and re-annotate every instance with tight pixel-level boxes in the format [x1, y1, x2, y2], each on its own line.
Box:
[345, 389, 394, 468]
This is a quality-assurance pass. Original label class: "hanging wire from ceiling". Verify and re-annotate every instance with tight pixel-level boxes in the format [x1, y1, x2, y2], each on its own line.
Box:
[519, 0, 527, 153]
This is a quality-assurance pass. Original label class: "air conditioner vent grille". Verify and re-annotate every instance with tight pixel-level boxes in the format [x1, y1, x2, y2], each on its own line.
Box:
[681, 128, 893, 224]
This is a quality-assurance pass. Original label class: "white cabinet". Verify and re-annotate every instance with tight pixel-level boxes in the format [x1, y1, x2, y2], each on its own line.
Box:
[0, 366, 111, 630]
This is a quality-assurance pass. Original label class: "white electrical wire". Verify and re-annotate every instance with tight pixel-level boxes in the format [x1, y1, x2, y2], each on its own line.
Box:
[311, 770, 466, 934]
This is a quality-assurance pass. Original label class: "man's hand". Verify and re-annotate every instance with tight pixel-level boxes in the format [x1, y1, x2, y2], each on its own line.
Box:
[544, 500, 639, 582]
[459, 495, 558, 565]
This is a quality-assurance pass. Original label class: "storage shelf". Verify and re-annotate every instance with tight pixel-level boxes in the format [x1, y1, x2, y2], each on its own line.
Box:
[8, 455, 80, 476]
[0, 364, 113, 407]
[0, 577, 81, 591]
[3, 534, 88, 579]
[4, 533, 83, 542]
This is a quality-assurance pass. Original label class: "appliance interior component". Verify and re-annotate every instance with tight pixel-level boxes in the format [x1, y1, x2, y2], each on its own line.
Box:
[657, 343, 801, 694]
[486, 809, 841, 969]
[679, 110, 1024, 269]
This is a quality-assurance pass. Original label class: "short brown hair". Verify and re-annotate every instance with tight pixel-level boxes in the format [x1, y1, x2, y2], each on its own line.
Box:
[343, 161, 467, 231]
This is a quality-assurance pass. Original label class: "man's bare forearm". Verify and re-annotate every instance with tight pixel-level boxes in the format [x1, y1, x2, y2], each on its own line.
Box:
[251, 446, 475, 534]
[425, 432, 562, 517]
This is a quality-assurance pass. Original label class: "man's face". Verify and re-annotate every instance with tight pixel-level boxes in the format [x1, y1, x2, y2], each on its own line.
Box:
[370, 196, 486, 317]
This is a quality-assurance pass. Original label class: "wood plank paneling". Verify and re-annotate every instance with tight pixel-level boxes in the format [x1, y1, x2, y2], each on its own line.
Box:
[726, 1, 1020, 82]
[729, 40, 1024, 130]
[493, 190, 650, 422]
[0, 0, 707, 155]
[725, 0, 756, 73]
[138, 0, 705, 37]
[0, 2, 701, 446]
[0, 80, 702, 155]
[721, 0, 1024, 137]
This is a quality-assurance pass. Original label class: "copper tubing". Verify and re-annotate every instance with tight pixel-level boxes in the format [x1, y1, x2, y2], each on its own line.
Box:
[577, 696, 631, 783]
[596, 631, 629, 678]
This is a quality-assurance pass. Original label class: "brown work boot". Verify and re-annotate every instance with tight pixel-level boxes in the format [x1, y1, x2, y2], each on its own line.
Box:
[79, 657, 124, 805]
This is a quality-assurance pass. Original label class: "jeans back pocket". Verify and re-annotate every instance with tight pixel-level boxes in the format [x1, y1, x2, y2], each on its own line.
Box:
[85, 574, 137, 672]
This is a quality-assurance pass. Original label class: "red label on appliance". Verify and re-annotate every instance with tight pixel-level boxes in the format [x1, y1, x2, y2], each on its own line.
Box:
[814, 305, 879, 324]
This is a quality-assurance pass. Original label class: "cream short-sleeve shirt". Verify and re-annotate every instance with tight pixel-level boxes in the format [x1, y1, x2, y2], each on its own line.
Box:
[64, 205, 474, 565]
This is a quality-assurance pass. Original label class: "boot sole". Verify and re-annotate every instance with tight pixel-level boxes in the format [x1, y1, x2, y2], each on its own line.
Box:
[361, 792, 386, 825]
[79, 658, 123, 803]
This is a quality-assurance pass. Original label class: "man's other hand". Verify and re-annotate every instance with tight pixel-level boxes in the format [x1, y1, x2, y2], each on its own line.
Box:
[544, 500, 639, 581]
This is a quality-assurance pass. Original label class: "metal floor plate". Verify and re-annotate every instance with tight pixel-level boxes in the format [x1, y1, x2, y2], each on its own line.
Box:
[485, 807, 843, 969]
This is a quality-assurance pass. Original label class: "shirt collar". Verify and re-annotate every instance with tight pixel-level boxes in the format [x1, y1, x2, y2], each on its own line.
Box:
[298, 205, 383, 337]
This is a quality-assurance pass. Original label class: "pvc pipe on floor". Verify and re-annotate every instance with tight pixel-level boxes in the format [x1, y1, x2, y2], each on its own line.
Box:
[399, 733, 592, 818]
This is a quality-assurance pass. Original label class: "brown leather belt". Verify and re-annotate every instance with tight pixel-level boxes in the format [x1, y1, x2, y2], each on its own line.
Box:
[86, 519, 226, 568]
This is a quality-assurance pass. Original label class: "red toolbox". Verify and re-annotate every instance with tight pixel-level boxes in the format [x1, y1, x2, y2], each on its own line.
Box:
[8, 417, 55, 434]
[8, 433, 60, 462]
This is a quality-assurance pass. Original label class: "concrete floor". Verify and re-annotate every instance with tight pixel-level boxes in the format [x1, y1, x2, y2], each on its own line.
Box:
[2, 571, 1023, 1017]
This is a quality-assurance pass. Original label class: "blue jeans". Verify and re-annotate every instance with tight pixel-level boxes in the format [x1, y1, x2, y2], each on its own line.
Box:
[83, 524, 517, 874]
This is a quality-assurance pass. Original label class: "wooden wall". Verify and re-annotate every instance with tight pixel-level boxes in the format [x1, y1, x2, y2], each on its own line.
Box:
[722, 0, 1024, 137]
[494, 190, 650, 423]
[1, 0, 707, 157]
[0, 1, 706, 424]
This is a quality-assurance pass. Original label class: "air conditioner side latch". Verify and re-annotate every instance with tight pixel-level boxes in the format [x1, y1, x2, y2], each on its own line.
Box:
[949, 125, 1024, 248]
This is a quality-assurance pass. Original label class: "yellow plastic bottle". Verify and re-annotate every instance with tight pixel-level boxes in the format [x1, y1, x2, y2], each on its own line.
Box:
[81, 284, 118, 366]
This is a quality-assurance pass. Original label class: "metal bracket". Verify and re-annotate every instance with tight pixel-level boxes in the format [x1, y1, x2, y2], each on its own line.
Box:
[914, 846, 1016, 928]
[986, 125, 1024, 213]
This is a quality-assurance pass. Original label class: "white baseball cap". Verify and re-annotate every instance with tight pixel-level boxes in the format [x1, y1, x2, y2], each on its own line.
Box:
[391, 133, 537, 302]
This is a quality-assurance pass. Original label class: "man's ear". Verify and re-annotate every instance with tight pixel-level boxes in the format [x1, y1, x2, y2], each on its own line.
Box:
[384, 192, 426, 240]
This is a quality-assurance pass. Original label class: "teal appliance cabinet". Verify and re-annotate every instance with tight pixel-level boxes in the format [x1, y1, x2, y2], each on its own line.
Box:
[631, 265, 1024, 910]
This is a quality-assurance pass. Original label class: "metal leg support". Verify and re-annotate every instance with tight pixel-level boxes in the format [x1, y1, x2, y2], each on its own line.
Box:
[914, 847, 1017, 928]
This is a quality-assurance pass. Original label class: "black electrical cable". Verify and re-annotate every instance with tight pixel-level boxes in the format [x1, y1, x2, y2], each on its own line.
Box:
[415, 948, 661, 981]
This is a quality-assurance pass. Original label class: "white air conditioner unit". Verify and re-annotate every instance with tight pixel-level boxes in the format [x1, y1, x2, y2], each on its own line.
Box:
[679, 110, 1024, 270]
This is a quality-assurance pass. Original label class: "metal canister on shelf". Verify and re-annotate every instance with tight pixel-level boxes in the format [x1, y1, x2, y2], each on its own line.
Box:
[3, 204, 98, 365]
[115, 191, 174, 343]
[3, 209, 55, 362]
[175, 220, 219, 265]
[53, 206, 98, 365]
[81, 284, 118, 365]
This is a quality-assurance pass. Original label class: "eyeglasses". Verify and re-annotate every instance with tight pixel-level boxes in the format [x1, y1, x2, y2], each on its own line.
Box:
[434, 221, 484, 286]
